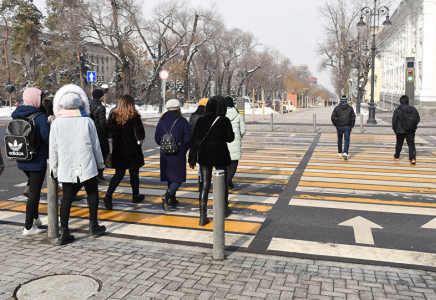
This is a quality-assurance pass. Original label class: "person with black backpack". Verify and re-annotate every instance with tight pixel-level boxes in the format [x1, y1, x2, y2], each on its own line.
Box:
[155, 99, 192, 211]
[392, 95, 420, 164]
[9, 87, 50, 236]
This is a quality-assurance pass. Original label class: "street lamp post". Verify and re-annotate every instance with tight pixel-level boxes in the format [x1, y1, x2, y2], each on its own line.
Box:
[357, 0, 392, 124]
[347, 37, 370, 115]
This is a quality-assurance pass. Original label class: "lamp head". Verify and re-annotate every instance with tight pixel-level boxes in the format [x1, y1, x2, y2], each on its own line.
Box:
[383, 15, 392, 26]
[357, 16, 366, 27]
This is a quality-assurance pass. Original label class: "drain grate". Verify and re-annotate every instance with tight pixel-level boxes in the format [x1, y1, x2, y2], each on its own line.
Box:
[405, 150, 436, 156]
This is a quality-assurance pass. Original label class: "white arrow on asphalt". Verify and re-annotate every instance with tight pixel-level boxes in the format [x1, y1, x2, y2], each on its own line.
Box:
[339, 216, 383, 245]
[422, 218, 436, 229]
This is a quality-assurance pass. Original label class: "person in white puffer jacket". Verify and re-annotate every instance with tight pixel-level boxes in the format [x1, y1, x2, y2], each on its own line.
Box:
[225, 97, 246, 188]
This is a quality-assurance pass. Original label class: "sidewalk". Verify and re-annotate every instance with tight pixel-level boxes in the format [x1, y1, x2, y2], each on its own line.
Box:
[1, 223, 436, 299]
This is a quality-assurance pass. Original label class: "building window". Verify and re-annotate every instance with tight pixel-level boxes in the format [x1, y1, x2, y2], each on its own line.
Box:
[91, 56, 94, 63]
[96, 56, 99, 64]
[106, 57, 108, 63]
[97, 66, 99, 73]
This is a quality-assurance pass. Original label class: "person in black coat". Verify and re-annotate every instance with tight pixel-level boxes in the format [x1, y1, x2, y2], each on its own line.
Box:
[331, 95, 356, 160]
[89, 89, 109, 180]
[155, 99, 192, 211]
[188, 96, 235, 226]
[392, 95, 420, 164]
[104, 95, 146, 207]
[189, 98, 208, 186]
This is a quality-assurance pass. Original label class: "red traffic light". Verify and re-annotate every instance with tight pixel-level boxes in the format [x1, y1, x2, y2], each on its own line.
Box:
[408, 70, 413, 75]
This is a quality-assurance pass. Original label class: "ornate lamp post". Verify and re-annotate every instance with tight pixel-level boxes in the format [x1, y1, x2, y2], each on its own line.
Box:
[347, 37, 370, 115]
[357, 0, 392, 124]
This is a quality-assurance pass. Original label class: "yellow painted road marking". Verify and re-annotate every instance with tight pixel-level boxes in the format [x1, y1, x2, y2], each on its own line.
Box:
[307, 161, 436, 169]
[302, 172, 436, 183]
[0, 201, 261, 234]
[299, 181, 436, 194]
[294, 194, 436, 208]
[312, 154, 436, 162]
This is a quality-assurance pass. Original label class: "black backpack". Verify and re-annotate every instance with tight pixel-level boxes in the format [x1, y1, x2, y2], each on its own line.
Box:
[401, 107, 419, 131]
[160, 119, 181, 155]
[4, 112, 44, 161]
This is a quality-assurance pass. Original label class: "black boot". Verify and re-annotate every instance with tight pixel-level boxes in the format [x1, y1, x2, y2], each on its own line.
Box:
[169, 194, 179, 208]
[104, 194, 113, 210]
[161, 190, 170, 211]
[89, 221, 106, 236]
[132, 194, 145, 203]
[56, 227, 75, 245]
[225, 207, 232, 218]
[199, 210, 210, 226]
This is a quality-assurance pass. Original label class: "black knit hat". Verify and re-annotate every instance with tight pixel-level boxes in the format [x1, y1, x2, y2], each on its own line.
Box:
[225, 96, 234, 107]
[340, 95, 347, 101]
[92, 89, 104, 100]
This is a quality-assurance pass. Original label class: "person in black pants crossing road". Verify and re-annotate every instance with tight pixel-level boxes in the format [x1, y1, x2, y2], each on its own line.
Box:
[392, 95, 420, 164]
[331, 95, 356, 160]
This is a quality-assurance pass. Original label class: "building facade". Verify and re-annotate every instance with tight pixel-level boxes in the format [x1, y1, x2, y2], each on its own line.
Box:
[375, 0, 436, 114]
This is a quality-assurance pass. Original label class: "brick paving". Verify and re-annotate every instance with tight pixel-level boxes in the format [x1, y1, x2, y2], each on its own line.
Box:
[1, 224, 436, 299]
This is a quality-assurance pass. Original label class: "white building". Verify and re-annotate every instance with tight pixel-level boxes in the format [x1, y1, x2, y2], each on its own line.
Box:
[376, 0, 436, 114]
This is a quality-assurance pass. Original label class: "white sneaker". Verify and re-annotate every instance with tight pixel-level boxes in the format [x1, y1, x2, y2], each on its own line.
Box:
[337, 153, 343, 157]
[22, 225, 43, 236]
[33, 218, 42, 228]
[343, 153, 348, 160]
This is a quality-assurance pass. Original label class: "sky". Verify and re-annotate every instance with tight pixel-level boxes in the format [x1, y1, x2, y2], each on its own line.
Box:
[32, 0, 403, 94]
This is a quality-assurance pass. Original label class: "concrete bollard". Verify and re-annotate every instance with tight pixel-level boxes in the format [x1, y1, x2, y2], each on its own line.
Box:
[360, 114, 363, 134]
[313, 114, 316, 133]
[46, 161, 59, 238]
[270, 113, 273, 132]
[212, 170, 226, 260]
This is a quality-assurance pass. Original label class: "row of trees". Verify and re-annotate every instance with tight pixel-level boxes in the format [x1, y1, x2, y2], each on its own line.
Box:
[316, 0, 394, 99]
[0, 0, 322, 105]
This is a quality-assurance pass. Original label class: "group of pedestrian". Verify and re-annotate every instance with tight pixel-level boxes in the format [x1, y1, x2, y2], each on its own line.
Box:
[331, 94, 420, 164]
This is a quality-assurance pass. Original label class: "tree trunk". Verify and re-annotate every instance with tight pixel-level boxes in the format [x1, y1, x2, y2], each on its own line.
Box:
[75, 42, 84, 89]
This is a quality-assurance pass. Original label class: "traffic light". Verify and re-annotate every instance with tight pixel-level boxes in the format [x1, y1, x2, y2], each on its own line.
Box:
[407, 69, 414, 82]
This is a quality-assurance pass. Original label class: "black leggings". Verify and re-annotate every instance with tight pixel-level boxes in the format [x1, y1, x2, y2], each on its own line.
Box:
[106, 168, 140, 195]
[61, 177, 99, 228]
[23, 170, 46, 230]
[228, 160, 238, 184]
[199, 165, 229, 209]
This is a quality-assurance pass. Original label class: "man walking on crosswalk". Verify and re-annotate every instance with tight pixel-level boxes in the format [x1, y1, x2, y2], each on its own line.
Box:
[331, 95, 356, 160]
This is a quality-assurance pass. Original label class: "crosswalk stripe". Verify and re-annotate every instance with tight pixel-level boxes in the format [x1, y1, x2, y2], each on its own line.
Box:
[267, 238, 436, 268]
[308, 160, 436, 169]
[301, 176, 436, 188]
[307, 164, 436, 173]
[305, 169, 436, 179]
[302, 172, 436, 183]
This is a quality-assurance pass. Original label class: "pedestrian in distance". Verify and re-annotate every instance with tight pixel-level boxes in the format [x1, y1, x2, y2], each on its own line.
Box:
[50, 84, 106, 245]
[392, 95, 420, 164]
[189, 98, 208, 187]
[331, 95, 356, 160]
[11, 88, 50, 236]
[225, 96, 246, 189]
[155, 99, 192, 211]
[89, 89, 110, 180]
[104, 95, 146, 208]
[188, 96, 235, 226]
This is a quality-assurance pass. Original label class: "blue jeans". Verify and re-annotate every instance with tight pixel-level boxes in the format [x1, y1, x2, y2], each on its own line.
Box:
[167, 182, 182, 195]
[337, 126, 351, 154]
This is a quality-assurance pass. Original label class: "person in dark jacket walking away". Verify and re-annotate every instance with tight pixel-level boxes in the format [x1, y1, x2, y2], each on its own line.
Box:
[392, 95, 420, 164]
[104, 95, 146, 207]
[189, 98, 208, 187]
[188, 96, 235, 226]
[331, 95, 356, 160]
[89, 89, 109, 180]
[11, 88, 50, 236]
[155, 99, 192, 211]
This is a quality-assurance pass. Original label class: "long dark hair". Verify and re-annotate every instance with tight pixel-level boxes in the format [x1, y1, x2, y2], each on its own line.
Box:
[41, 99, 54, 116]
[160, 109, 183, 120]
[205, 96, 227, 117]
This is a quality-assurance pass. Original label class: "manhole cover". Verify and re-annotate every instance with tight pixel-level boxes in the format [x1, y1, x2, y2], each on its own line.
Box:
[14, 274, 101, 300]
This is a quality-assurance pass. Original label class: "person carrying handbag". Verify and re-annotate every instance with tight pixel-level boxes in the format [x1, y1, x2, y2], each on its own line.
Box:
[188, 96, 235, 226]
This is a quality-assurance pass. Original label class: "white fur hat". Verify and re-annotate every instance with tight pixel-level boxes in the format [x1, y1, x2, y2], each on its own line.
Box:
[53, 84, 90, 117]
[165, 99, 181, 111]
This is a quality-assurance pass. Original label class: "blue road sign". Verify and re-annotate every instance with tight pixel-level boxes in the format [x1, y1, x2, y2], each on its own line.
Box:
[87, 71, 96, 82]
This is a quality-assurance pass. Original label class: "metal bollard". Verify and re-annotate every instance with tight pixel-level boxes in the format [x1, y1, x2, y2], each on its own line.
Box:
[46, 161, 59, 238]
[313, 114, 316, 133]
[270, 113, 273, 132]
[212, 170, 226, 260]
[360, 114, 363, 134]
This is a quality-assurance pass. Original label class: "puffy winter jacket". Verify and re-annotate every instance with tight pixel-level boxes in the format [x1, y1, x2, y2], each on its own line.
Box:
[331, 101, 356, 127]
[392, 104, 420, 134]
[226, 107, 246, 161]
[89, 99, 107, 138]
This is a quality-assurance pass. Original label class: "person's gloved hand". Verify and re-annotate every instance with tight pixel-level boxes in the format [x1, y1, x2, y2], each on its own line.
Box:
[98, 168, 105, 178]
[51, 171, 58, 183]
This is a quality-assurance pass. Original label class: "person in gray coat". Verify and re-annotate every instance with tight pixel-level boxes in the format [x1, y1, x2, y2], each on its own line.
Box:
[225, 97, 246, 188]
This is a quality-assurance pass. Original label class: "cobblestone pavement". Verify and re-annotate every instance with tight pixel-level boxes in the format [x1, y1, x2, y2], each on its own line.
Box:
[1, 224, 436, 300]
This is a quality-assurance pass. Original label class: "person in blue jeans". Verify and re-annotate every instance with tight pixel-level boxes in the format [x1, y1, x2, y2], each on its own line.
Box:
[331, 95, 356, 160]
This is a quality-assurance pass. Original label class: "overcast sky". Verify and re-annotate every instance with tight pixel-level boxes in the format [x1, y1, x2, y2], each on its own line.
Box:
[33, 0, 403, 93]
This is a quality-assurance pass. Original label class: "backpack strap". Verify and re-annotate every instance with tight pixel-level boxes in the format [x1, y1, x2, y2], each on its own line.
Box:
[169, 119, 178, 133]
[25, 112, 44, 153]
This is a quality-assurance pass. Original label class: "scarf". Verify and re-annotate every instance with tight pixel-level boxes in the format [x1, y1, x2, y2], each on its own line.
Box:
[56, 108, 89, 118]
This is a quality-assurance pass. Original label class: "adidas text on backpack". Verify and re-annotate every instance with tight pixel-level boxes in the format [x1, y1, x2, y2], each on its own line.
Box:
[401, 108, 419, 131]
[160, 119, 181, 155]
[4, 112, 44, 161]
